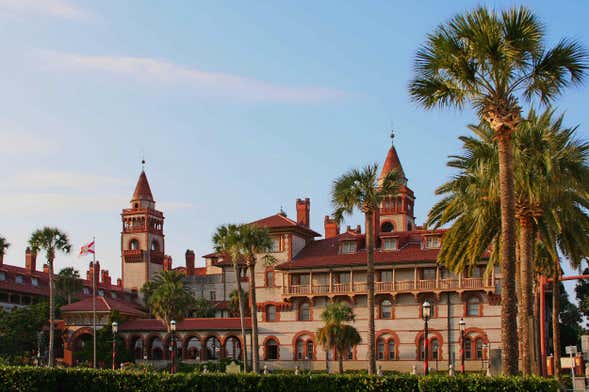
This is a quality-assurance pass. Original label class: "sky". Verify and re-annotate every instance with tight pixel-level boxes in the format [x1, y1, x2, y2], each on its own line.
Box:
[1, 0, 588, 299]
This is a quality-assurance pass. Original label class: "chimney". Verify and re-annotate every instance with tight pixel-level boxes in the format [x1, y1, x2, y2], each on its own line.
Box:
[87, 261, 100, 282]
[116, 278, 122, 287]
[43, 264, 49, 274]
[356, 225, 361, 234]
[101, 270, 111, 286]
[296, 198, 311, 228]
[25, 247, 37, 272]
[324, 216, 340, 239]
[163, 255, 172, 271]
[185, 249, 195, 276]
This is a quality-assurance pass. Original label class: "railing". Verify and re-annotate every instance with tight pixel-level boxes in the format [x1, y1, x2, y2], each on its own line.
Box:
[283, 277, 497, 296]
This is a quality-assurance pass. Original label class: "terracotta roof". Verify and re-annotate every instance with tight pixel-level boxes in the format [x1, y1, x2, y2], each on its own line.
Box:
[276, 230, 447, 270]
[250, 214, 320, 237]
[379, 144, 406, 182]
[60, 296, 146, 317]
[131, 170, 154, 202]
[119, 317, 251, 332]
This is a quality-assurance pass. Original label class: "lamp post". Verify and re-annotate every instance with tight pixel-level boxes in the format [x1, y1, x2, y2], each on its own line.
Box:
[459, 318, 466, 374]
[170, 320, 177, 374]
[422, 300, 431, 375]
[111, 321, 118, 371]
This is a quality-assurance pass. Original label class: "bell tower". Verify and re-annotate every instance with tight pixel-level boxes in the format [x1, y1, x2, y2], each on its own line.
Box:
[121, 165, 165, 293]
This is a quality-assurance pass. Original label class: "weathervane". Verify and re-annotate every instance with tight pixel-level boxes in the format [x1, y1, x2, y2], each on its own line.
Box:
[390, 129, 395, 144]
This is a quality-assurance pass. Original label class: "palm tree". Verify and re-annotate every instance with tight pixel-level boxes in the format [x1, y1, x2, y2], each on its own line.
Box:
[331, 164, 400, 375]
[317, 301, 361, 374]
[213, 224, 249, 371]
[29, 227, 72, 367]
[229, 288, 249, 317]
[55, 267, 83, 304]
[141, 270, 194, 332]
[0, 236, 9, 265]
[409, 6, 587, 374]
[237, 224, 277, 374]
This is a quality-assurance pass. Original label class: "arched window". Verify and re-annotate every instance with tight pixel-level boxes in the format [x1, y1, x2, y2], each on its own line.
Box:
[129, 239, 139, 250]
[380, 300, 393, 319]
[265, 270, 274, 287]
[466, 296, 481, 316]
[150, 337, 163, 360]
[265, 338, 279, 360]
[377, 339, 385, 360]
[295, 336, 313, 360]
[381, 221, 394, 233]
[186, 337, 201, 360]
[418, 335, 441, 360]
[306, 341, 314, 360]
[132, 337, 143, 360]
[206, 336, 221, 360]
[419, 337, 425, 360]
[298, 302, 310, 321]
[431, 338, 439, 360]
[296, 338, 305, 360]
[224, 336, 241, 360]
[387, 340, 396, 360]
[151, 240, 159, 251]
[376, 334, 397, 360]
[475, 338, 483, 360]
[266, 305, 277, 322]
[464, 338, 472, 359]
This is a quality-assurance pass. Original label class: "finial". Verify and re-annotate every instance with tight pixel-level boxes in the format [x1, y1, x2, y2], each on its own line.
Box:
[141, 158, 146, 171]
[390, 129, 395, 144]
[279, 206, 286, 216]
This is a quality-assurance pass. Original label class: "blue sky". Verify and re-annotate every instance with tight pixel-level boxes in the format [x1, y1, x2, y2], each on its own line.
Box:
[1, 1, 588, 299]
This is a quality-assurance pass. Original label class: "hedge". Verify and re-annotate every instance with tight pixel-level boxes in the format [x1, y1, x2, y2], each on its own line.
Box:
[0, 366, 559, 392]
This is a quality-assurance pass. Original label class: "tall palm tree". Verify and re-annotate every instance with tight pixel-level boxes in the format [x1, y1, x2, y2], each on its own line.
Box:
[331, 164, 400, 375]
[213, 224, 249, 371]
[141, 270, 194, 332]
[29, 227, 72, 367]
[0, 236, 9, 265]
[237, 224, 277, 373]
[317, 301, 361, 374]
[55, 267, 83, 304]
[409, 6, 587, 374]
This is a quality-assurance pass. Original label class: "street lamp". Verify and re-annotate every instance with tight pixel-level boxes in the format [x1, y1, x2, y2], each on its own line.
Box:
[422, 300, 432, 375]
[170, 320, 177, 374]
[459, 318, 466, 374]
[111, 321, 118, 370]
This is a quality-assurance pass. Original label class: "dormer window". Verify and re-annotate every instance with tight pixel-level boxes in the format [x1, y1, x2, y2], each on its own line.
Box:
[15, 275, 24, 284]
[425, 236, 441, 249]
[341, 241, 357, 254]
[270, 237, 281, 253]
[0, 271, 5, 281]
[382, 238, 397, 251]
[31, 277, 39, 287]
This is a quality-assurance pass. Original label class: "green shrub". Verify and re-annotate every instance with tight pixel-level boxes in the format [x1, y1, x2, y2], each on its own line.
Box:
[0, 366, 559, 392]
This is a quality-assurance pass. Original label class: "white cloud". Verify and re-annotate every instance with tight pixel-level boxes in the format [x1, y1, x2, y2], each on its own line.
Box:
[0, 131, 59, 155]
[0, 0, 90, 20]
[40, 51, 346, 103]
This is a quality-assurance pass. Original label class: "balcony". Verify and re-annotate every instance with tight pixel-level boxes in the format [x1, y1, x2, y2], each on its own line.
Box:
[282, 277, 497, 298]
[123, 249, 144, 263]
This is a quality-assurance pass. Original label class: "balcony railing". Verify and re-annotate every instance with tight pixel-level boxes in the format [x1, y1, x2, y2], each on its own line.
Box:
[283, 277, 497, 297]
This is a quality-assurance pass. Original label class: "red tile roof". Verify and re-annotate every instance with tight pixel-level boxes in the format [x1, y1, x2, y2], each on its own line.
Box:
[60, 296, 146, 317]
[379, 144, 406, 182]
[119, 317, 251, 332]
[250, 213, 320, 237]
[132, 170, 154, 202]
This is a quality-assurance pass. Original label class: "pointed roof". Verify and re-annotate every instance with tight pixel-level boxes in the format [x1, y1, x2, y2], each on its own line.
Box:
[379, 142, 406, 183]
[131, 170, 154, 202]
[60, 296, 146, 317]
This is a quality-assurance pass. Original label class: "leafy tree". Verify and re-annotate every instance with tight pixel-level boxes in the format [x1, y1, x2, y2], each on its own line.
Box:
[229, 289, 249, 318]
[331, 164, 400, 375]
[141, 270, 194, 332]
[0, 236, 9, 265]
[0, 302, 49, 362]
[410, 6, 588, 375]
[29, 227, 72, 367]
[317, 302, 361, 374]
[212, 224, 249, 371]
[55, 267, 83, 304]
[575, 268, 589, 319]
[77, 311, 132, 368]
[192, 296, 216, 318]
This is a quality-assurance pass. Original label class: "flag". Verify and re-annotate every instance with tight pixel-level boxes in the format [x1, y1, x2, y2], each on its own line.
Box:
[79, 240, 95, 256]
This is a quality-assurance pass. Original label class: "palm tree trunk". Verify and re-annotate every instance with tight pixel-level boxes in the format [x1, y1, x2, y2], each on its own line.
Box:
[233, 263, 249, 372]
[248, 261, 260, 373]
[496, 132, 519, 375]
[338, 350, 344, 374]
[365, 212, 376, 375]
[552, 259, 561, 378]
[519, 217, 533, 375]
[48, 256, 55, 367]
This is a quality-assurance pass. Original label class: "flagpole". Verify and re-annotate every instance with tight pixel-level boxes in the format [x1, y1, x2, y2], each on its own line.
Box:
[92, 236, 97, 369]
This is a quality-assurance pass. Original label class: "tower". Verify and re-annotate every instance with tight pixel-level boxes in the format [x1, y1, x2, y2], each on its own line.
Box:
[121, 168, 165, 293]
[376, 131, 416, 236]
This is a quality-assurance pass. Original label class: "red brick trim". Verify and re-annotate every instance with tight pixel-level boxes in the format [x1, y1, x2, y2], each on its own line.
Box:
[292, 330, 316, 360]
[414, 329, 444, 361]
[375, 329, 400, 360]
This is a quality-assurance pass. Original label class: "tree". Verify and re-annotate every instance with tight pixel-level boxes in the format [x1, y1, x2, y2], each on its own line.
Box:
[237, 224, 277, 374]
[0, 301, 49, 362]
[229, 289, 249, 318]
[0, 236, 9, 265]
[141, 270, 194, 332]
[331, 164, 400, 375]
[192, 296, 216, 318]
[575, 268, 589, 320]
[409, 6, 587, 375]
[317, 301, 361, 374]
[55, 267, 83, 304]
[29, 227, 72, 367]
[77, 311, 132, 368]
[212, 224, 249, 371]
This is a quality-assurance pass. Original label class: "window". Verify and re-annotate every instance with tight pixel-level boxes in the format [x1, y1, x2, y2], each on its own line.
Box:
[419, 336, 440, 360]
[111, 292, 117, 299]
[380, 300, 393, 319]
[98, 290, 104, 296]
[381, 221, 394, 232]
[266, 339, 279, 360]
[379, 270, 392, 282]
[425, 236, 441, 248]
[0, 272, 5, 281]
[306, 341, 314, 360]
[422, 268, 436, 280]
[186, 337, 201, 360]
[382, 238, 397, 250]
[31, 277, 38, 287]
[129, 239, 139, 250]
[15, 275, 23, 284]
[151, 240, 159, 251]
[464, 338, 472, 359]
[206, 337, 221, 360]
[270, 237, 281, 252]
[224, 336, 241, 360]
[266, 305, 276, 322]
[377, 340, 385, 360]
[475, 338, 483, 360]
[431, 338, 439, 360]
[341, 241, 357, 254]
[299, 302, 310, 321]
[466, 296, 481, 316]
[388, 340, 396, 360]
[333, 272, 350, 284]
[133, 338, 144, 360]
[83, 287, 90, 295]
[296, 339, 304, 360]
[292, 274, 309, 286]
[265, 270, 274, 287]
[210, 291, 216, 301]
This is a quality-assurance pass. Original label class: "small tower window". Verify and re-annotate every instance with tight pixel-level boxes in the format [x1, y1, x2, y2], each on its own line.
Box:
[130, 239, 139, 250]
[151, 240, 159, 251]
[133, 203, 139, 209]
[381, 222, 394, 233]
